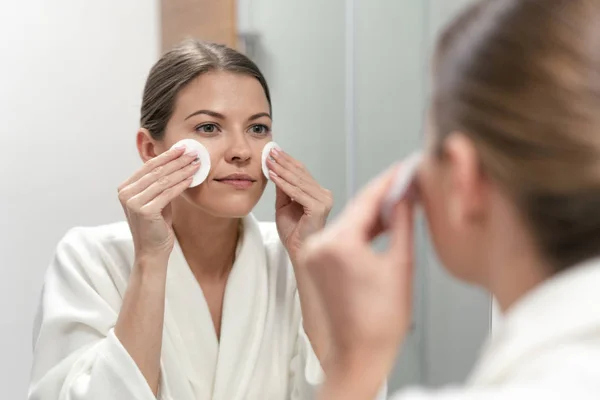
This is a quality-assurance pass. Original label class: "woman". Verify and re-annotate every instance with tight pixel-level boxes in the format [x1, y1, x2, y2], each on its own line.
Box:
[303, 0, 600, 399]
[28, 40, 353, 400]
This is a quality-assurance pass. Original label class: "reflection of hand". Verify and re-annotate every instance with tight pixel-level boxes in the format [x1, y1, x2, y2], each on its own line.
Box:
[117, 145, 200, 263]
[267, 148, 333, 264]
[300, 164, 415, 400]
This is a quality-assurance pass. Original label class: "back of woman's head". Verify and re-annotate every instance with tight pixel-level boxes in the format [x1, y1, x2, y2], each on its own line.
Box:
[433, 0, 600, 273]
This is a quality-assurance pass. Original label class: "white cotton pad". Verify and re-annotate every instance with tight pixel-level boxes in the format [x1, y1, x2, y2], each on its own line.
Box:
[380, 151, 422, 227]
[262, 141, 281, 180]
[170, 139, 211, 187]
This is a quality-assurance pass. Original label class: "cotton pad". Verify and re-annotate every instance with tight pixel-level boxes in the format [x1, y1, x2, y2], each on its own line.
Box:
[262, 141, 281, 180]
[170, 139, 211, 187]
[380, 151, 422, 227]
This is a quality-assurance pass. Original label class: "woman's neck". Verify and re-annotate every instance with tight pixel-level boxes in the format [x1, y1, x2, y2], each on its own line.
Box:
[483, 200, 551, 313]
[171, 198, 241, 280]
[488, 250, 549, 313]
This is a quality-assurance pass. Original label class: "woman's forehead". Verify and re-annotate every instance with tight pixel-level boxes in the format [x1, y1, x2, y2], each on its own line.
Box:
[173, 71, 271, 120]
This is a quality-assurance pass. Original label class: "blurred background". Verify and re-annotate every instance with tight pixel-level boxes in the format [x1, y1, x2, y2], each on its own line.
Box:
[0, 0, 491, 398]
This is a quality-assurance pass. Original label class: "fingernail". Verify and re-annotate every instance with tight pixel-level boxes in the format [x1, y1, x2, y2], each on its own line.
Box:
[269, 171, 278, 178]
[186, 150, 199, 158]
[174, 144, 187, 150]
[192, 158, 201, 165]
[271, 148, 280, 157]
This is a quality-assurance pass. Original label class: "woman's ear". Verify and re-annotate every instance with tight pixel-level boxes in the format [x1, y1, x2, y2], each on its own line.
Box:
[444, 132, 488, 226]
[136, 128, 161, 163]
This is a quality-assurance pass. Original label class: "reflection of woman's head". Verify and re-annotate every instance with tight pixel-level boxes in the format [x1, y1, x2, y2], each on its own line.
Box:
[420, 0, 600, 285]
[137, 39, 272, 218]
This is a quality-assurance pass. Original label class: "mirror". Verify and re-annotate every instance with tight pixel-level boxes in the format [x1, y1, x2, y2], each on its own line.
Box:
[0, 0, 490, 398]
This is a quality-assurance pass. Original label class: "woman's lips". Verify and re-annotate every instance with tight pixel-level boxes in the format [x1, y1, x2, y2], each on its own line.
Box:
[215, 179, 255, 189]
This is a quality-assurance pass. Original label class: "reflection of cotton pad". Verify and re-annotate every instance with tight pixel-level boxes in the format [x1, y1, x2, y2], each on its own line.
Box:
[381, 151, 422, 227]
[171, 139, 211, 187]
[262, 141, 281, 180]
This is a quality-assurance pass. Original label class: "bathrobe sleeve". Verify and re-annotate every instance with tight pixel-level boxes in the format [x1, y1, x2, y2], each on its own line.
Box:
[288, 294, 388, 400]
[28, 228, 159, 400]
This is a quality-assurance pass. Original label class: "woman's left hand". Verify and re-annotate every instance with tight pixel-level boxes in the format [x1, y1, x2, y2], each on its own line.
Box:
[267, 148, 333, 263]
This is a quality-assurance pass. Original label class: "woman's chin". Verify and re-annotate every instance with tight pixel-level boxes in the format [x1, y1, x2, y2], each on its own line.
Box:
[209, 207, 254, 219]
[182, 192, 259, 219]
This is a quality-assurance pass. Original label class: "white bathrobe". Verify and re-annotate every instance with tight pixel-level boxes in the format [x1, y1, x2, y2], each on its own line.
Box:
[392, 258, 600, 399]
[29, 214, 387, 400]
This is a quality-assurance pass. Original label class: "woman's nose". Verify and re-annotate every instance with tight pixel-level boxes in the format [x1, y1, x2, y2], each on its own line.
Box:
[225, 135, 252, 163]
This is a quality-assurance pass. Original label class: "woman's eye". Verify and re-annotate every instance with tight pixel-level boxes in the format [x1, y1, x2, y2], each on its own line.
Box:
[250, 124, 270, 135]
[196, 124, 219, 134]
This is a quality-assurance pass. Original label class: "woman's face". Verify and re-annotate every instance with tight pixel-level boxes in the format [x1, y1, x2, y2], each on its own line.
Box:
[149, 70, 272, 218]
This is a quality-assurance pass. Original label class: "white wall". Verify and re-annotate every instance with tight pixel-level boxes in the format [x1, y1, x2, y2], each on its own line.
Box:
[0, 1, 159, 396]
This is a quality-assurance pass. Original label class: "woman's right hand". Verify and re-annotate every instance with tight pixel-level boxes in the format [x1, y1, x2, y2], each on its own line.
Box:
[117, 144, 200, 262]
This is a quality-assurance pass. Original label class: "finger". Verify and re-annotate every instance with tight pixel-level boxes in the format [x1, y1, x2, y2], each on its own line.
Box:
[386, 197, 415, 266]
[272, 148, 303, 169]
[275, 183, 292, 210]
[268, 152, 332, 204]
[270, 149, 317, 185]
[270, 171, 317, 209]
[127, 162, 200, 210]
[386, 198, 416, 315]
[118, 145, 188, 191]
[141, 176, 194, 214]
[119, 151, 198, 201]
[267, 158, 320, 202]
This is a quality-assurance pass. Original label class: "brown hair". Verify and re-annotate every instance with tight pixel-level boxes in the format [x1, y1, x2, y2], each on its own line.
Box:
[432, 0, 600, 272]
[140, 39, 271, 140]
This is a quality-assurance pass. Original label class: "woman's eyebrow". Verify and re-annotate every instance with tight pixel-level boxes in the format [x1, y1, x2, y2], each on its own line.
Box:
[184, 109, 225, 120]
[248, 112, 272, 121]
[184, 110, 271, 121]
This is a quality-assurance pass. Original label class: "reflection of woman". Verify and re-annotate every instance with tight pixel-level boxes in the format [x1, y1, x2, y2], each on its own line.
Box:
[304, 0, 600, 399]
[29, 40, 342, 400]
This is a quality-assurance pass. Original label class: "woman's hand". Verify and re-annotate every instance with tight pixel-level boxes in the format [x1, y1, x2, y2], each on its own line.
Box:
[267, 148, 333, 263]
[117, 144, 200, 262]
[300, 164, 416, 400]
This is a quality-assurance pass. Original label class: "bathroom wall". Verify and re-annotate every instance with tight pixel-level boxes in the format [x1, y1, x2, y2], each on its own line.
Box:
[0, 0, 160, 397]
